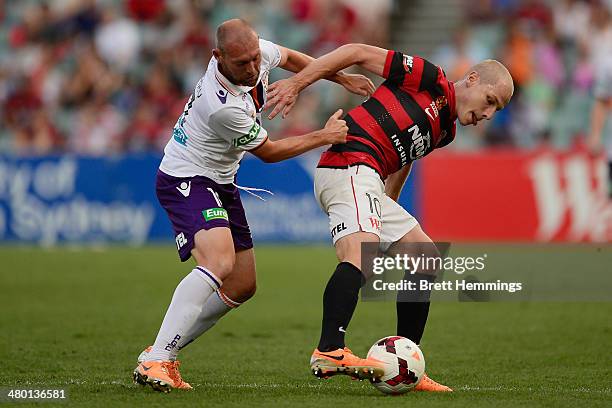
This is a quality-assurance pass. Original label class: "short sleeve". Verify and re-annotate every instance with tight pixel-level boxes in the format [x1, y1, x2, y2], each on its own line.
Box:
[383, 50, 442, 93]
[259, 38, 282, 70]
[209, 106, 268, 151]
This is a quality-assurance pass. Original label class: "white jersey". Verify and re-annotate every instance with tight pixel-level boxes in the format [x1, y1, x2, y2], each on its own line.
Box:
[159, 39, 282, 184]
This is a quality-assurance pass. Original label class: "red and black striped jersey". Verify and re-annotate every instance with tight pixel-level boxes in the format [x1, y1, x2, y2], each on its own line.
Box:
[318, 50, 457, 179]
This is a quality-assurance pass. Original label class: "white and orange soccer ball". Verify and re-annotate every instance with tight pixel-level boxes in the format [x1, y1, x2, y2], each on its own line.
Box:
[367, 336, 425, 395]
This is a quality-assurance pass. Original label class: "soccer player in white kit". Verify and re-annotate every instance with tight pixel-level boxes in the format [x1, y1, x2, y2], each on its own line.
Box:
[133, 19, 375, 392]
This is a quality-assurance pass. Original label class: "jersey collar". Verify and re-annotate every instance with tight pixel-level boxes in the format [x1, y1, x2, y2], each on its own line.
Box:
[213, 57, 256, 96]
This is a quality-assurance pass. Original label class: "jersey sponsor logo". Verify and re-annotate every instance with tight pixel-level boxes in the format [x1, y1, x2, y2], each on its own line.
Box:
[203, 207, 228, 222]
[403, 55, 414, 74]
[408, 124, 431, 160]
[176, 181, 191, 197]
[390, 133, 409, 167]
[232, 122, 261, 148]
[216, 89, 227, 104]
[331, 222, 347, 238]
[173, 127, 188, 146]
[175, 232, 188, 250]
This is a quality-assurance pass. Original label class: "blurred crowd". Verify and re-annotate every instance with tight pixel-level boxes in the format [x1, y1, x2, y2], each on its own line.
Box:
[434, 0, 612, 148]
[0, 0, 391, 156]
[0, 0, 609, 155]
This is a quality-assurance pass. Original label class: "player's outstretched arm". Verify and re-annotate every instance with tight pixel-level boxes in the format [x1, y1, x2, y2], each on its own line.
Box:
[250, 109, 347, 163]
[267, 44, 389, 119]
[385, 164, 412, 202]
[277, 46, 375, 98]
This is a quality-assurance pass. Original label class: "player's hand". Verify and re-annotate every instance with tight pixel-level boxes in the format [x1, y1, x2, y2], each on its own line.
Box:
[338, 73, 375, 97]
[266, 78, 299, 120]
[322, 109, 348, 145]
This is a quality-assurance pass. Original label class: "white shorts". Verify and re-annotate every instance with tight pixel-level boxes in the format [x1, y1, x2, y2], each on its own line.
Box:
[314, 165, 419, 250]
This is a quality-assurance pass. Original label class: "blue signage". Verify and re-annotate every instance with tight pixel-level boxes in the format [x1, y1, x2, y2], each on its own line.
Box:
[0, 153, 420, 245]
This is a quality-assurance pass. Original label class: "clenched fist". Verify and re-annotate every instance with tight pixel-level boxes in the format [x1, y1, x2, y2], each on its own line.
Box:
[322, 109, 348, 145]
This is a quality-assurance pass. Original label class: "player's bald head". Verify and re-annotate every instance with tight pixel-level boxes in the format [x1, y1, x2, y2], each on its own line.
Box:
[466, 59, 514, 105]
[213, 19, 261, 87]
[455, 59, 514, 126]
[215, 19, 258, 53]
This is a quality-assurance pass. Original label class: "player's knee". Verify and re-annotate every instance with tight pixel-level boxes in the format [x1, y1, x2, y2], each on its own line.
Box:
[212, 256, 235, 278]
[196, 252, 235, 279]
[335, 233, 379, 271]
[337, 247, 364, 270]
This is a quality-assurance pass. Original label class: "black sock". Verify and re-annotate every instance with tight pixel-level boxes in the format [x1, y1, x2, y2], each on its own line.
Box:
[317, 262, 364, 352]
[396, 272, 434, 344]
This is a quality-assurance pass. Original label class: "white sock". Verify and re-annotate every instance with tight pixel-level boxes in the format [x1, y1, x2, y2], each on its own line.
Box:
[178, 290, 240, 349]
[147, 266, 222, 361]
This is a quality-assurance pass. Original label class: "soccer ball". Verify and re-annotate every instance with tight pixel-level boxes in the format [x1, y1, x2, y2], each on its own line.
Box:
[367, 336, 425, 395]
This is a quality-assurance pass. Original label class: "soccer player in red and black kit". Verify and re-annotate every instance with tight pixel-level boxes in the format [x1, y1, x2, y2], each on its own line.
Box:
[266, 44, 514, 391]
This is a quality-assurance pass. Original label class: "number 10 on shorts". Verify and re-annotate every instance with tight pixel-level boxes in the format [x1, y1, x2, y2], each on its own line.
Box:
[365, 192, 382, 231]
[365, 192, 382, 216]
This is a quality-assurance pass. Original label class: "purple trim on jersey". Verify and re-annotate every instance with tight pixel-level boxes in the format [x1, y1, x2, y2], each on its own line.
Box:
[156, 170, 254, 262]
[195, 266, 221, 288]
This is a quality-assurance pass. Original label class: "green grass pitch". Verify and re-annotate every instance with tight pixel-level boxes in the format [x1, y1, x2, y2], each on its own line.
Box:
[0, 245, 610, 407]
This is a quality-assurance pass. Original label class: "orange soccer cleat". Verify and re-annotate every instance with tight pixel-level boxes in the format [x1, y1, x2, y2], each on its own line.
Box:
[310, 347, 384, 380]
[414, 373, 453, 392]
[165, 360, 192, 390]
[133, 346, 192, 392]
[134, 361, 178, 393]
